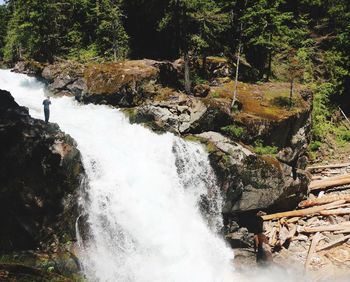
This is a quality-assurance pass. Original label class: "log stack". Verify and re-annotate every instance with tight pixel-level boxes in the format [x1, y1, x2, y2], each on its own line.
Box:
[261, 162, 350, 278]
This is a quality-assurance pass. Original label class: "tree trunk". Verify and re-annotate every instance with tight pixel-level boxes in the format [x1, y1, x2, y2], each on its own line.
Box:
[113, 48, 117, 62]
[289, 78, 294, 108]
[266, 49, 272, 81]
[231, 43, 242, 108]
[266, 33, 273, 81]
[202, 53, 207, 78]
[184, 51, 191, 94]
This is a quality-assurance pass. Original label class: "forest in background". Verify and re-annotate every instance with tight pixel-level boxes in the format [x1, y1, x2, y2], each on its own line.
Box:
[0, 0, 349, 154]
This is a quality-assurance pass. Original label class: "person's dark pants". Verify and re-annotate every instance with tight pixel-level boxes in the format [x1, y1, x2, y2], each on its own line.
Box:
[44, 109, 50, 123]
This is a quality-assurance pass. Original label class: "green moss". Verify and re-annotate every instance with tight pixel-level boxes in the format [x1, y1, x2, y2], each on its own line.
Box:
[309, 140, 322, 151]
[253, 139, 278, 155]
[210, 91, 221, 98]
[271, 96, 295, 108]
[206, 142, 217, 153]
[183, 135, 202, 143]
[221, 125, 246, 139]
[122, 108, 137, 123]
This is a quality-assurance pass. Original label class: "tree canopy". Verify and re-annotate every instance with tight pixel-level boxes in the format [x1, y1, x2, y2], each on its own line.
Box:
[0, 0, 349, 114]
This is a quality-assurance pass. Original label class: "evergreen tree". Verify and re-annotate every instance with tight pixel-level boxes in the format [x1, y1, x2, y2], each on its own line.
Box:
[95, 0, 129, 60]
[242, 0, 293, 80]
[159, 0, 229, 94]
[0, 3, 9, 59]
[4, 0, 61, 62]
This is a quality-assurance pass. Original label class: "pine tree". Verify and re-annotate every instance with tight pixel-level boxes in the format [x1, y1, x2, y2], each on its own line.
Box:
[242, 0, 293, 80]
[4, 0, 61, 62]
[0, 3, 9, 59]
[95, 0, 129, 60]
[159, 0, 229, 94]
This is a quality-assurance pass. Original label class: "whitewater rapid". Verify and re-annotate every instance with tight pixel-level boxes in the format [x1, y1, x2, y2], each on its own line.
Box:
[0, 70, 236, 282]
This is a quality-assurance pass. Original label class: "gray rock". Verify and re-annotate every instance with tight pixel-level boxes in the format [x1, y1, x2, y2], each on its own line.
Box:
[195, 131, 309, 213]
[0, 89, 84, 252]
[133, 94, 232, 134]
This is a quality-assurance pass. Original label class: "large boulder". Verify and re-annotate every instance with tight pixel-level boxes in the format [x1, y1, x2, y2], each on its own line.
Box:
[195, 132, 309, 213]
[40, 59, 180, 106]
[42, 61, 86, 97]
[0, 89, 83, 252]
[12, 60, 44, 76]
[129, 91, 233, 134]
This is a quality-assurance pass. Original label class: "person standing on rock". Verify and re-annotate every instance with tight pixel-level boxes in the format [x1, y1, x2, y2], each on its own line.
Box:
[42, 97, 51, 123]
[253, 215, 273, 266]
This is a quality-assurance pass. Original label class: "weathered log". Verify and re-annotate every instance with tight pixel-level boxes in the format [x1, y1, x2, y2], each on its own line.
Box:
[305, 232, 322, 270]
[262, 200, 346, 220]
[320, 208, 350, 216]
[334, 229, 350, 234]
[309, 174, 350, 191]
[299, 194, 350, 208]
[287, 224, 297, 239]
[303, 222, 350, 233]
[317, 235, 350, 252]
[307, 163, 350, 171]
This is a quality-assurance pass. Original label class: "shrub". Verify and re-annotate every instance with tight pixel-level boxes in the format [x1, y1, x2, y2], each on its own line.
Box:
[221, 125, 246, 139]
[309, 140, 322, 151]
[271, 96, 295, 108]
[254, 139, 278, 155]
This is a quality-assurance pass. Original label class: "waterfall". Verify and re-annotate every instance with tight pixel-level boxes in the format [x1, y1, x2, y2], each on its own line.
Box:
[0, 70, 236, 282]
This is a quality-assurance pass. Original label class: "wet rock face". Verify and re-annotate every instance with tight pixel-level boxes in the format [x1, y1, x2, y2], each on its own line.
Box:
[195, 132, 309, 213]
[0, 90, 83, 252]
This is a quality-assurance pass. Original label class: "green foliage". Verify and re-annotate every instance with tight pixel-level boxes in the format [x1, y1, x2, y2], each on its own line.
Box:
[2, 0, 129, 62]
[253, 139, 278, 155]
[211, 91, 220, 98]
[271, 96, 295, 108]
[311, 83, 334, 140]
[0, 4, 9, 59]
[221, 125, 246, 139]
[334, 125, 350, 146]
[159, 0, 230, 61]
[309, 140, 322, 152]
[192, 72, 208, 85]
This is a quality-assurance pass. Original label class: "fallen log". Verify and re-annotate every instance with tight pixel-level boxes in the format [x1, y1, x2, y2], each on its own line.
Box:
[305, 232, 322, 270]
[262, 200, 346, 221]
[303, 222, 350, 233]
[307, 163, 350, 171]
[317, 235, 350, 252]
[334, 229, 350, 234]
[319, 208, 350, 216]
[299, 194, 350, 208]
[309, 174, 350, 191]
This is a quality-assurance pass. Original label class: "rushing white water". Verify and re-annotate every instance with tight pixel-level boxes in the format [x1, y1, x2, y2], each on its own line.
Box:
[0, 69, 236, 282]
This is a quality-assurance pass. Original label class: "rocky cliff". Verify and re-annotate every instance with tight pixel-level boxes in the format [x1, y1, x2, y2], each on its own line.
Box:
[0, 89, 83, 253]
[13, 59, 313, 267]
[30, 60, 311, 213]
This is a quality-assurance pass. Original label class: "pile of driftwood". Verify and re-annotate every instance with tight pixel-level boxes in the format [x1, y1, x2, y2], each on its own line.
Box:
[261, 163, 350, 278]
